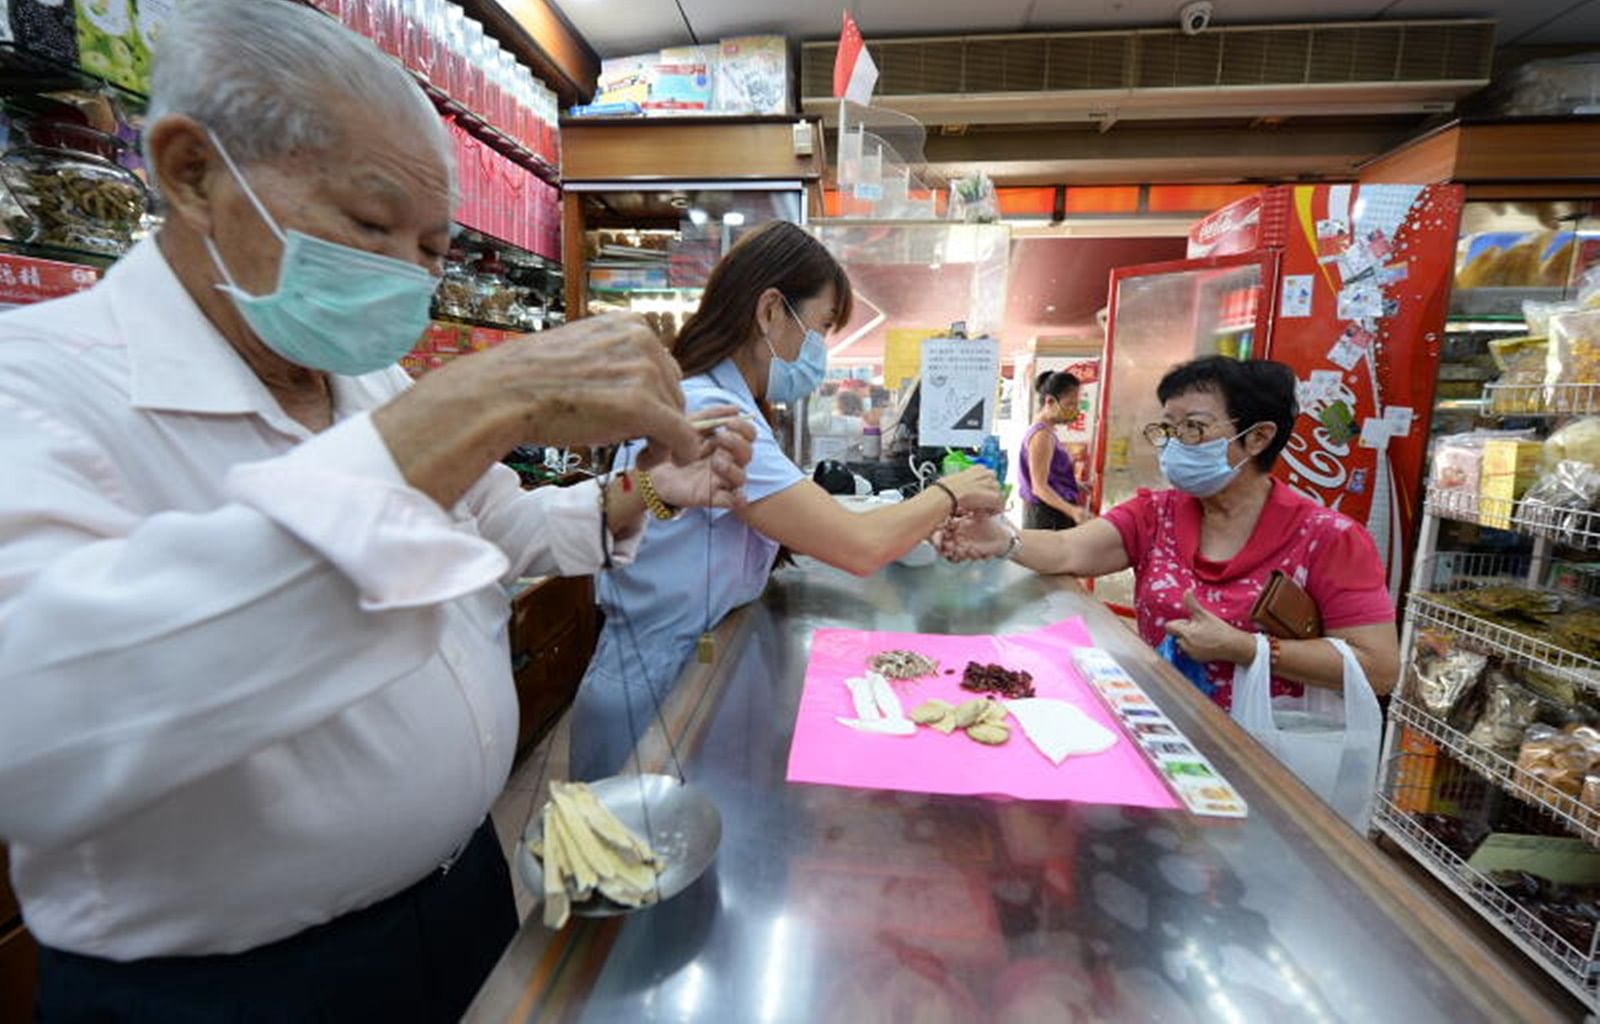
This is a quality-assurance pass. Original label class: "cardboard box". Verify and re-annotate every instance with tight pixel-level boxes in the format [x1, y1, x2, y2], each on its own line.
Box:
[714, 35, 789, 115]
[422, 321, 467, 354]
[75, 0, 144, 92]
[9, 0, 78, 63]
[1391, 727, 1439, 814]
[1478, 438, 1543, 529]
[645, 45, 715, 115]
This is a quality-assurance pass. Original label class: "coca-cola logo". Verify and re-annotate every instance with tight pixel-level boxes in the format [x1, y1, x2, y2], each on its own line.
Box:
[1195, 201, 1261, 245]
[1280, 377, 1357, 511]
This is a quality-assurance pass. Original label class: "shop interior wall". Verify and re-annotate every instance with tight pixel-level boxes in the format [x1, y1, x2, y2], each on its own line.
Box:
[833, 235, 1186, 365]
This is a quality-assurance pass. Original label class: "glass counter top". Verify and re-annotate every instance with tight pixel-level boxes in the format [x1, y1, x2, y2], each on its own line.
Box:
[469, 559, 1569, 1023]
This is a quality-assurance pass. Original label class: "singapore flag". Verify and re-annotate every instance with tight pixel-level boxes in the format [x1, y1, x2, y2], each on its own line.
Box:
[833, 11, 879, 106]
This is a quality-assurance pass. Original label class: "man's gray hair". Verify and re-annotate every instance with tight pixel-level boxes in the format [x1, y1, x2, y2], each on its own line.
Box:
[145, 0, 449, 170]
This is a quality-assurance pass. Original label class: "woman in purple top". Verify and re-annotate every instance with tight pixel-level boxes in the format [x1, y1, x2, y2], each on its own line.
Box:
[1019, 371, 1089, 530]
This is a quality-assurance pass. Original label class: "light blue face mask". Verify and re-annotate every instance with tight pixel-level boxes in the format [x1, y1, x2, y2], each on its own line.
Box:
[203, 131, 438, 377]
[1158, 423, 1263, 498]
[765, 297, 828, 404]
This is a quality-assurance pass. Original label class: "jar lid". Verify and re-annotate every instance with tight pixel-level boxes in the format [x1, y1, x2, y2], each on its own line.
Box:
[17, 119, 125, 162]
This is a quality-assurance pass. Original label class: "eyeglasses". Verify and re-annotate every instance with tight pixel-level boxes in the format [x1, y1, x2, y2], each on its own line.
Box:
[1141, 418, 1235, 448]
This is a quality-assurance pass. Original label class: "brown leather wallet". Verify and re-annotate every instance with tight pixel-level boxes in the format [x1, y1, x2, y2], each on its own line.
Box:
[1250, 570, 1322, 639]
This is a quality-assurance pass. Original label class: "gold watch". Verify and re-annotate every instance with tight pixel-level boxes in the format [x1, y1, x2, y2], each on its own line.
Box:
[636, 469, 681, 521]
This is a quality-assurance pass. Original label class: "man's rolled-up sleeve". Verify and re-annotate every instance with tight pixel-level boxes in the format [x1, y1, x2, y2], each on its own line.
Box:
[226, 412, 510, 610]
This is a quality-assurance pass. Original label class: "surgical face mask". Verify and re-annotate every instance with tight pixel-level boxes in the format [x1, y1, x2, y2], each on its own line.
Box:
[1159, 424, 1262, 498]
[764, 297, 828, 404]
[202, 131, 438, 377]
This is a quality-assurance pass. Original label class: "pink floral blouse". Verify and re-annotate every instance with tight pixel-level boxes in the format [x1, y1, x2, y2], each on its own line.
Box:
[1101, 480, 1395, 711]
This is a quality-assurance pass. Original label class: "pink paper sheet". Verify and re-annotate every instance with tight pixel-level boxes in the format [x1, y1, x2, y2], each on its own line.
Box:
[786, 618, 1179, 808]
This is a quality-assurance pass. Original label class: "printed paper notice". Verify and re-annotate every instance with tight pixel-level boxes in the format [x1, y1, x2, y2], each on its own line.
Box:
[1384, 405, 1415, 435]
[1309, 369, 1343, 400]
[919, 336, 1000, 448]
[1280, 274, 1314, 318]
[1328, 336, 1367, 371]
[1359, 417, 1392, 450]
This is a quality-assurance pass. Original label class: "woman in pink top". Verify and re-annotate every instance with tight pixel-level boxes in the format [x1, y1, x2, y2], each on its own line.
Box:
[939, 356, 1399, 709]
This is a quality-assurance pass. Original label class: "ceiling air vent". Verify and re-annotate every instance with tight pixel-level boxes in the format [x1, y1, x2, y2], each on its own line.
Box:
[800, 19, 1494, 125]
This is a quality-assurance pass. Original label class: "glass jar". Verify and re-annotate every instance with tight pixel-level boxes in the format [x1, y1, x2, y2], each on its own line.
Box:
[434, 248, 476, 319]
[443, 4, 467, 104]
[0, 121, 148, 256]
[473, 255, 517, 326]
[460, 18, 485, 116]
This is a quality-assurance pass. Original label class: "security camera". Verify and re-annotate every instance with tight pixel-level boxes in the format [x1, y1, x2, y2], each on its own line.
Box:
[1180, 1, 1213, 35]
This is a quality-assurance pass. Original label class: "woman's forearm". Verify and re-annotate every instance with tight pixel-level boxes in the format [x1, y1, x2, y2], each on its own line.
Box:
[1245, 634, 1396, 695]
[845, 488, 953, 572]
[1009, 517, 1129, 577]
[1010, 528, 1080, 574]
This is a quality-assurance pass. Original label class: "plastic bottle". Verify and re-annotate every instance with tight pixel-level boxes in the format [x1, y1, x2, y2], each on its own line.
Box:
[978, 435, 1003, 483]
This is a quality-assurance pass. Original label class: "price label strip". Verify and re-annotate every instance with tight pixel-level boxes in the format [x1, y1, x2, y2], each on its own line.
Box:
[1072, 648, 1248, 819]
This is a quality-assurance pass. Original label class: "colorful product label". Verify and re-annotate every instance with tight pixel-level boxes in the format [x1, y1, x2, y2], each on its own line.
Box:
[1071, 648, 1249, 819]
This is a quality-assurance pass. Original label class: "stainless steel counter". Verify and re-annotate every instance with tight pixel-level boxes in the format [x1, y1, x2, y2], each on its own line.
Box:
[468, 558, 1567, 1023]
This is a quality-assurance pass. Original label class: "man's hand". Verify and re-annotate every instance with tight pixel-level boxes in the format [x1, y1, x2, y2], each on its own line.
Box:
[1164, 591, 1256, 665]
[373, 313, 702, 507]
[468, 313, 700, 461]
[933, 512, 1012, 562]
[638, 408, 756, 510]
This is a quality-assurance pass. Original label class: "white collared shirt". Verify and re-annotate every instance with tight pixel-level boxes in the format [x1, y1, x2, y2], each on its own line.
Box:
[0, 238, 638, 959]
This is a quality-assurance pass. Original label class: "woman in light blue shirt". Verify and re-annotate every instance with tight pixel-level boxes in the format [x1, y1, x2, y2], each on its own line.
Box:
[572, 222, 1000, 780]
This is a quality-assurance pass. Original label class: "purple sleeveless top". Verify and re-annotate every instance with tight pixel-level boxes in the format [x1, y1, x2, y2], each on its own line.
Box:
[1018, 422, 1080, 505]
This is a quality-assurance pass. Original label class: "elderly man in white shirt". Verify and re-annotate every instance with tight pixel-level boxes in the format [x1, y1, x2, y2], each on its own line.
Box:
[0, 2, 756, 1020]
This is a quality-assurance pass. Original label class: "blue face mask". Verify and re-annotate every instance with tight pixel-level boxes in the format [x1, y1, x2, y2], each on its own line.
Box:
[203, 131, 438, 377]
[765, 297, 828, 404]
[1159, 424, 1261, 498]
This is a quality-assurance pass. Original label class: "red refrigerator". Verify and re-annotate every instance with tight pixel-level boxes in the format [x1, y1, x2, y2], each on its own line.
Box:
[1092, 184, 1465, 609]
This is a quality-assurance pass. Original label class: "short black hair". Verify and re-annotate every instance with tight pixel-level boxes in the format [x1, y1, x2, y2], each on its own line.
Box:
[1156, 356, 1298, 471]
[1037, 371, 1081, 400]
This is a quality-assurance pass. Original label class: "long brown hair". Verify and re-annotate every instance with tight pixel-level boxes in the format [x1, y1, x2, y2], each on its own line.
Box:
[673, 221, 853, 377]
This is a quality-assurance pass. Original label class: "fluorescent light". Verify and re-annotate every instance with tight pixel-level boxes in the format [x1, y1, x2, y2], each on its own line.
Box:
[688, 208, 709, 225]
[724, 211, 746, 226]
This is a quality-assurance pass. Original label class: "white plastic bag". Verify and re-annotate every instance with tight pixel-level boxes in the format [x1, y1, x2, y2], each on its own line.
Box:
[1231, 635, 1382, 830]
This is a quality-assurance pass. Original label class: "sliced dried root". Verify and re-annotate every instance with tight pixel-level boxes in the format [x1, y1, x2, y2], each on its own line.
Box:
[532, 781, 662, 929]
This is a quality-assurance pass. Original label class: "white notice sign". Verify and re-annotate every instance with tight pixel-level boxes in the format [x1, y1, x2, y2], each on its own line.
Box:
[919, 336, 1000, 449]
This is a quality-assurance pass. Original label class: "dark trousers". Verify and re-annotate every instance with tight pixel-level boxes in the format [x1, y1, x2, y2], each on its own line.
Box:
[35, 819, 517, 1024]
[1023, 502, 1075, 531]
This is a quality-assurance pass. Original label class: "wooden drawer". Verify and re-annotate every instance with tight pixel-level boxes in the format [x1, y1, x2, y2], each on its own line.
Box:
[0, 923, 38, 1023]
[0, 846, 17, 928]
[514, 617, 597, 754]
[510, 576, 595, 658]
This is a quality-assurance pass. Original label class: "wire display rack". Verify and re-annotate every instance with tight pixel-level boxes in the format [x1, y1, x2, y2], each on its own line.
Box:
[1405, 551, 1600, 700]
[1423, 483, 1600, 552]
[1514, 501, 1600, 552]
[1423, 486, 1516, 531]
[1407, 598, 1600, 699]
[1433, 486, 1600, 556]
[1485, 381, 1600, 417]
[1371, 797, 1600, 1009]
[1389, 698, 1600, 845]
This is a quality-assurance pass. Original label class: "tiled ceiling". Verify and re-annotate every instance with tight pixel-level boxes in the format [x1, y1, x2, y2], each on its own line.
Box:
[553, 0, 1600, 58]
